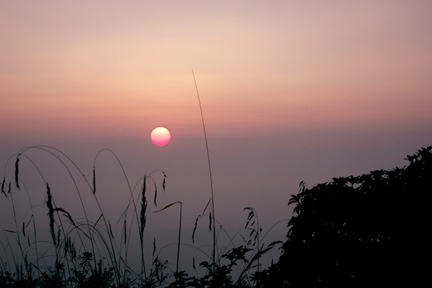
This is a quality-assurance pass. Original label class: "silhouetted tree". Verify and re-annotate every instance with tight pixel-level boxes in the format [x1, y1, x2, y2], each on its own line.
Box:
[258, 146, 431, 287]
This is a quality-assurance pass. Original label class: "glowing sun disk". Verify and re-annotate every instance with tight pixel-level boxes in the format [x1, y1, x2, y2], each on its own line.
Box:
[150, 127, 171, 146]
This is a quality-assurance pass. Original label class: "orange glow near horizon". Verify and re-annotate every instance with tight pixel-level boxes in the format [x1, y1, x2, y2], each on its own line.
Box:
[1, 1, 432, 140]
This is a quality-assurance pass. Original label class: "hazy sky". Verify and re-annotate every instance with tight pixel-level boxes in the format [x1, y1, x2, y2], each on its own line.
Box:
[1, 0, 432, 273]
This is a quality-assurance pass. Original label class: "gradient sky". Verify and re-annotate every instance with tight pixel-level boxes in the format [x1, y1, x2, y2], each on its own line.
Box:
[1, 0, 432, 272]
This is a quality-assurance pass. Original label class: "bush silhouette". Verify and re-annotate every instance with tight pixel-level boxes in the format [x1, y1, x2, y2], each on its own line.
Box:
[258, 146, 431, 287]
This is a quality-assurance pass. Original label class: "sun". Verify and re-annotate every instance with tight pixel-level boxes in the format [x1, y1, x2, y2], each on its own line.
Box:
[150, 127, 171, 146]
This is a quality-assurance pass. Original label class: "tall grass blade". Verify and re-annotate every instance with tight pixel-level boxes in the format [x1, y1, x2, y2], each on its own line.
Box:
[109, 222, 114, 238]
[92, 167, 96, 195]
[192, 216, 199, 244]
[94, 214, 103, 228]
[192, 69, 217, 265]
[25, 215, 33, 228]
[14, 157, 20, 190]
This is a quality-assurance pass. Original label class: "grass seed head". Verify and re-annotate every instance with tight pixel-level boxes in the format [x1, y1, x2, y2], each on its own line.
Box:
[14, 157, 20, 190]
[46, 183, 56, 246]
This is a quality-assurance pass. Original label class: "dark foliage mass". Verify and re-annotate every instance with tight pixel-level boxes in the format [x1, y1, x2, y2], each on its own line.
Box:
[1, 146, 430, 287]
[256, 146, 431, 287]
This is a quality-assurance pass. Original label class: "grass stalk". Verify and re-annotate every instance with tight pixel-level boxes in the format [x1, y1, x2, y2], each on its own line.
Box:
[139, 176, 147, 281]
[1, 142, 288, 287]
[192, 69, 217, 267]
[153, 201, 182, 274]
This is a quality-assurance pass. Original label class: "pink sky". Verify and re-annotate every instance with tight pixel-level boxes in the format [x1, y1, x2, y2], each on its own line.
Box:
[1, 0, 432, 273]
[2, 1, 431, 139]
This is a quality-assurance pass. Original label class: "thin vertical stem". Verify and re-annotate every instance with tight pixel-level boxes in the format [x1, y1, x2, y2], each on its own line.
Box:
[153, 201, 182, 278]
[192, 70, 217, 265]
[176, 202, 182, 275]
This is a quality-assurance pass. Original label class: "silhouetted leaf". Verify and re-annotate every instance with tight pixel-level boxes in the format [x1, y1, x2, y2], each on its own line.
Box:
[192, 216, 199, 243]
[154, 182, 158, 206]
[153, 201, 181, 213]
[1, 177, 6, 198]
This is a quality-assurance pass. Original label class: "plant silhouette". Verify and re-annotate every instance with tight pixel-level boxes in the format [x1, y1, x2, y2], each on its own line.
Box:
[256, 146, 431, 287]
[1, 145, 430, 287]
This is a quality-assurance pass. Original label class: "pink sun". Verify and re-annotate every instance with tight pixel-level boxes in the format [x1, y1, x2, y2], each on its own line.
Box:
[150, 127, 171, 146]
